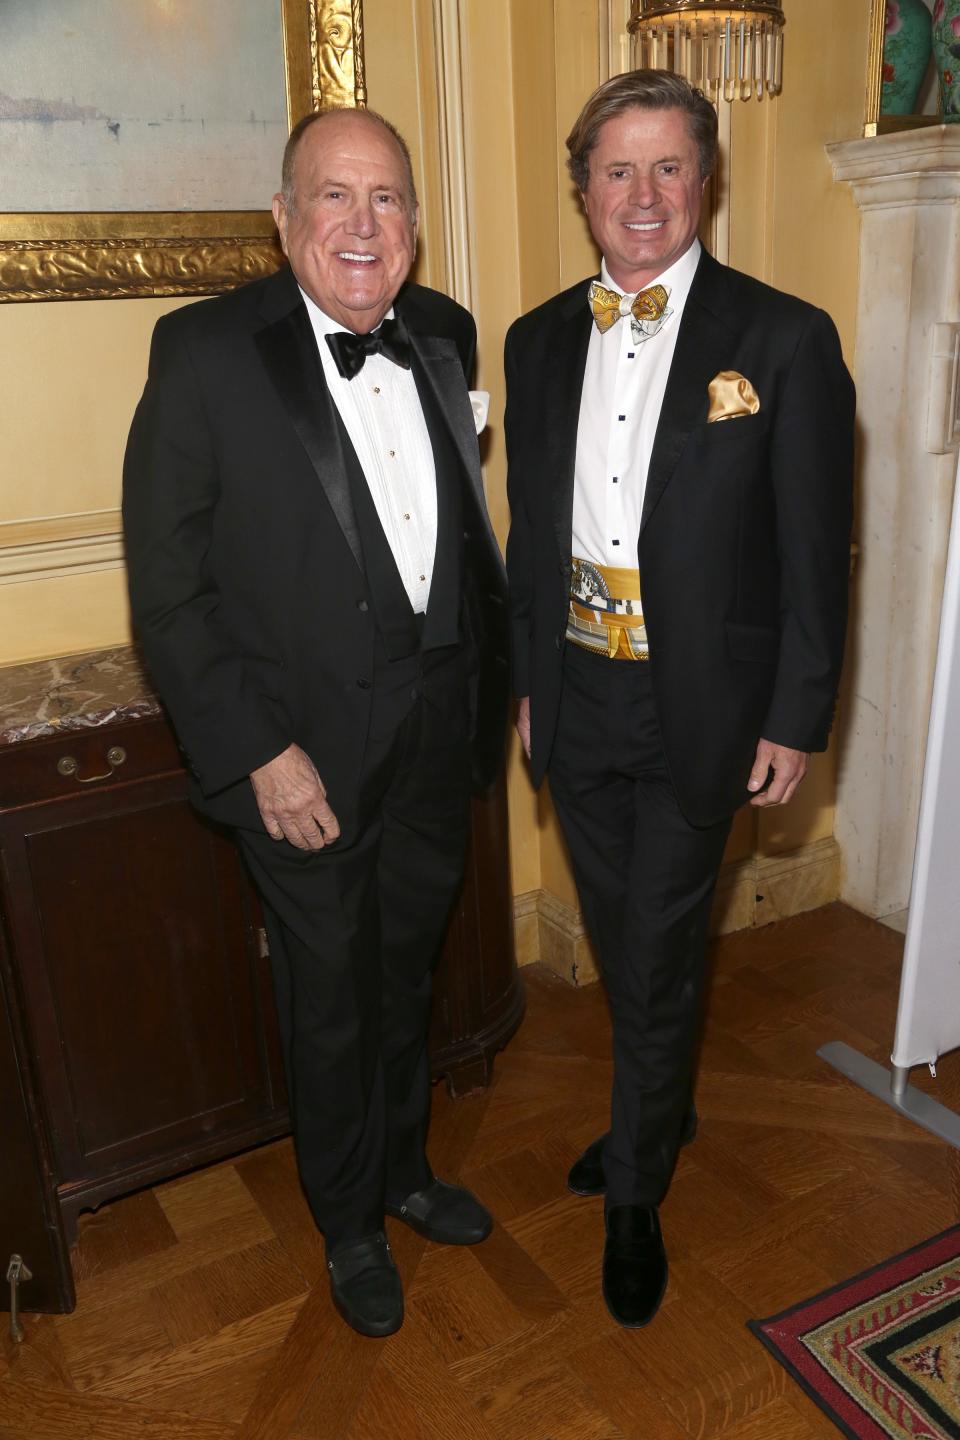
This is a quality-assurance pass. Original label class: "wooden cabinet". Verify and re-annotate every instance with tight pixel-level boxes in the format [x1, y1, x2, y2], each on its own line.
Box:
[0, 706, 522, 1316]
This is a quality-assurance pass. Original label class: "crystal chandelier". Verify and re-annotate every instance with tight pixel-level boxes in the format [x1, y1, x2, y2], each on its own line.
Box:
[628, 1, 785, 102]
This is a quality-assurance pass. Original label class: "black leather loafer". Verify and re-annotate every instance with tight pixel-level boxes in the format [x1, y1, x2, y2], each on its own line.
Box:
[327, 1232, 403, 1337]
[602, 1204, 668, 1328]
[567, 1107, 698, 1197]
[385, 1178, 492, 1245]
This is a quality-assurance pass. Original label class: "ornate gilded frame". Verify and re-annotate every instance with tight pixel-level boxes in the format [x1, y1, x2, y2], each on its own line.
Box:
[864, 0, 884, 134]
[0, 0, 365, 302]
[864, 0, 940, 136]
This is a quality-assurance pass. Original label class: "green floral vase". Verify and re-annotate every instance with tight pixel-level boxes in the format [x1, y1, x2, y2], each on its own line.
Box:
[932, 0, 960, 120]
[882, 0, 933, 115]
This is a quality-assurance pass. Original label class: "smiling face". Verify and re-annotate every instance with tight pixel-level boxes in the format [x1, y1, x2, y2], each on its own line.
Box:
[581, 105, 706, 294]
[272, 112, 418, 333]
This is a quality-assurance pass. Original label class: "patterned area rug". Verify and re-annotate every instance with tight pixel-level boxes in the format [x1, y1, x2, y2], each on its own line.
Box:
[749, 1225, 960, 1439]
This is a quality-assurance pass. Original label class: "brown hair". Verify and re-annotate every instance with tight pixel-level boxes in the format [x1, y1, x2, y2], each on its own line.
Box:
[280, 107, 418, 213]
[566, 70, 718, 191]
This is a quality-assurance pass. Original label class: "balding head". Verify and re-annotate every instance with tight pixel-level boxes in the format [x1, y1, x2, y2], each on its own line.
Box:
[280, 107, 418, 215]
[271, 107, 419, 333]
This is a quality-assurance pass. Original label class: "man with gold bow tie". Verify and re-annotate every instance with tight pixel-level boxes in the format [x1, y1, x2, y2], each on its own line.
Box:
[504, 70, 854, 1329]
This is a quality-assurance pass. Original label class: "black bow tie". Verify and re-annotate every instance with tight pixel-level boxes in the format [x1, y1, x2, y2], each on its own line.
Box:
[325, 315, 412, 381]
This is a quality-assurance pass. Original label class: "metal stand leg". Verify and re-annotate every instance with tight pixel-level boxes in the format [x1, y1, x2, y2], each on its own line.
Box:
[819, 1042, 960, 1149]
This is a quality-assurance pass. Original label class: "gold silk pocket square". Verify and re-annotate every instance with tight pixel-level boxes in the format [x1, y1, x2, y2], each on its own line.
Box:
[707, 371, 760, 422]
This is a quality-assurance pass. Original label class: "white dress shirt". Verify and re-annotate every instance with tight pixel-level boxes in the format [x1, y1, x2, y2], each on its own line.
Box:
[301, 289, 437, 613]
[571, 239, 701, 570]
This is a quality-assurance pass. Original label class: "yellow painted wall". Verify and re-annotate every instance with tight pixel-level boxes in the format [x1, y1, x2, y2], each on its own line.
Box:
[0, 569, 130, 666]
[0, 296, 187, 662]
[0, 0, 868, 913]
[728, 0, 868, 861]
[1, 299, 174, 524]
[463, 0, 543, 899]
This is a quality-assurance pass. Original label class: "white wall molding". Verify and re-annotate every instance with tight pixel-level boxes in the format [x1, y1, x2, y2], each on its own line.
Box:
[0, 511, 124, 586]
[711, 102, 732, 267]
[602, 0, 633, 81]
[431, 0, 474, 311]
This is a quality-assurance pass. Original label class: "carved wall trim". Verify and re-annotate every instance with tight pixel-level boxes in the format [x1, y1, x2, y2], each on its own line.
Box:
[0, 513, 124, 586]
[431, 0, 474, 312]
[602, 0, 633, 80]
[712, 103, 732, 267]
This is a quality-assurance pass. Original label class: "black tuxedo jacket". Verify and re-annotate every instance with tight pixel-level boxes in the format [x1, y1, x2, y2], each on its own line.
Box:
[123, 266, 508, 834]
[505, 249, 855, 827]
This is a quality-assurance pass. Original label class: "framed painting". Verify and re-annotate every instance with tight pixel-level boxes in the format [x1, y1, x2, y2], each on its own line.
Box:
[865, 0, 942, 136]
[0, 0, 365, 302]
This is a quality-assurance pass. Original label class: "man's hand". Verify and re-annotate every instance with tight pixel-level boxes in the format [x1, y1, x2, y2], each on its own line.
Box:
[516, 696, 531, 759]
[250, 743, 341, 850]
[747, 738, 808, 808]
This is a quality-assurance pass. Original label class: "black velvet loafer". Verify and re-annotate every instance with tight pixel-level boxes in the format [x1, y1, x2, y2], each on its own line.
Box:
[385, 1178, 492, 1245]
[567, 1107, 699, 1197]
[602, 1204, 668, 1328]
[327, 1232, 403, 1338]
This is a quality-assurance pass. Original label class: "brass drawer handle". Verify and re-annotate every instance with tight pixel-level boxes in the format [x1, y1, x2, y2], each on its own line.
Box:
[57, 745, 127, 783]
[6, 1254, 32, 1344]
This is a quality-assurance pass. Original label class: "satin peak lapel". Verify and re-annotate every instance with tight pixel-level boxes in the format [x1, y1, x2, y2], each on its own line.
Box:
[406, 330, 483, 505]
[547, 295, 592, 579]
[641, 277, 732, 535]
[253, 301, 364, 574]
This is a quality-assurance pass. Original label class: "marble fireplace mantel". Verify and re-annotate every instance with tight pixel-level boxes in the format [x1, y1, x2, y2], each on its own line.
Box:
[828, 128, 960, 204]
[828, 127, 960, 921]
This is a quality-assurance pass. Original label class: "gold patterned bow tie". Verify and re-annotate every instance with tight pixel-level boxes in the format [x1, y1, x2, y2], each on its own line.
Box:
[589, 280, 671, 344]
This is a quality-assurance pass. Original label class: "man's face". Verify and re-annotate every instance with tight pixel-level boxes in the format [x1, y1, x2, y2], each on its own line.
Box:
[581, 105, 706, 293]
[272, 113, 418, 333]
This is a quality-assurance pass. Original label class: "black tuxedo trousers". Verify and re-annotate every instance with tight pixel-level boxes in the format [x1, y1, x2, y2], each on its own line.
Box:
[549, 646, 730, 1206]
[239, 637, 472, 1245]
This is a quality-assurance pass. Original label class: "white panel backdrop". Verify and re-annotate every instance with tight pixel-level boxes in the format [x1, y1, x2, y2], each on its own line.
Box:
[892, 451, 960, 1071]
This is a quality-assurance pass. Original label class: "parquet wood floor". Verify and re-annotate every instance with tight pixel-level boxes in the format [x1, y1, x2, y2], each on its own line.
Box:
[3, 902, 956, 1440]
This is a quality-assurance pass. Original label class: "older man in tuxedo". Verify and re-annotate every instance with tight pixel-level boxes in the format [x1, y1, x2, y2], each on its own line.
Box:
[505, 71, 854, 1327]
[124, 107, 508, 1338]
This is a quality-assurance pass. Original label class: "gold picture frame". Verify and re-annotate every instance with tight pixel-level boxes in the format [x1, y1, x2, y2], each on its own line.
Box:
[864, 0, 941, 136]
[0, 0, 366, 303]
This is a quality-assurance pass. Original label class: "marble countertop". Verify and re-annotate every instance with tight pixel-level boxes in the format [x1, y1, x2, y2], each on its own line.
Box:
[0, 647, 161, 747]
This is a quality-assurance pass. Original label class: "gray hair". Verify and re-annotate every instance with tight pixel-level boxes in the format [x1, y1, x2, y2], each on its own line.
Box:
[566, 70, 718, 190]
[280, 106, 418, 213]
